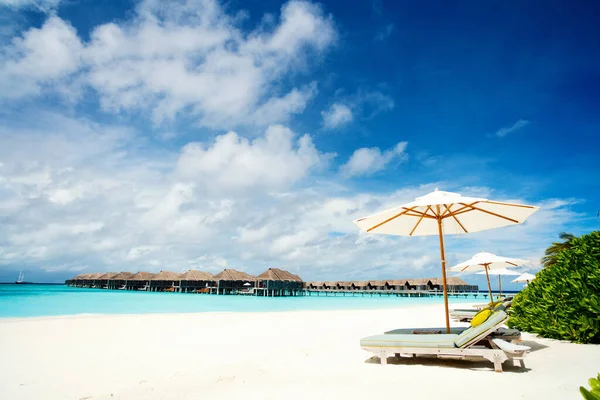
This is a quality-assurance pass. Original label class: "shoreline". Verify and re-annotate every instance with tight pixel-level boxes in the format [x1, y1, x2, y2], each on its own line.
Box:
[0, 301, 477, 323]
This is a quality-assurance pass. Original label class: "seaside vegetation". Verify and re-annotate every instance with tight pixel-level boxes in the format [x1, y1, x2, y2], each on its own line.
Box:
[580, 373, 600, 400]
[508, 231, 600, 344]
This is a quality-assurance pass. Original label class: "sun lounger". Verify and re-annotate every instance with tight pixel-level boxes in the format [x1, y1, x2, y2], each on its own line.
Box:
[384, 326, 521, 343]
[360, 310, 530, 372]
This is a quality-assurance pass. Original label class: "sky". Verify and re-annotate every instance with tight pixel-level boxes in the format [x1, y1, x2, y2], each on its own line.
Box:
[0, 0, 598, 289]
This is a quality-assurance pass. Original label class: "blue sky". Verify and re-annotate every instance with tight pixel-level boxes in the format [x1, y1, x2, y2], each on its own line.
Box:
[0, 0, 598, 289]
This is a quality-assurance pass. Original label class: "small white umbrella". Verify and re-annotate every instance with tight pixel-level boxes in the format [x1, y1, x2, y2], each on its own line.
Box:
[476, 268, 521, 297]
[243, 282, 252, 287]
[512, 272, 536, 284]
[449, 252, 530, 300]
[354, 188, 539, 332]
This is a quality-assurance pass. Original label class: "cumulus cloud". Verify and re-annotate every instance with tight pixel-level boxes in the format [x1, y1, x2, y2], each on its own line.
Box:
[494, 119, 530, 138]
[0, 0, 336, 127]
[340, 141, 408, 178]
[176, 124, 333, 193]
[321, 103, 353, 129]
[0, 16, 83, 99]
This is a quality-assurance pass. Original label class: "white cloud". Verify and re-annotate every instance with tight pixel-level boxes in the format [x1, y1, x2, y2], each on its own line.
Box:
[494, 119, 530, 138]
[0, 0, 336, 128]
[0, 0, 61, 11]
[321, 88, 394, 128]
[321, 103, 353, 129]
[340, 141, 408, 178]
[176, 124, 334, 193]
[0, 16, 83, 99]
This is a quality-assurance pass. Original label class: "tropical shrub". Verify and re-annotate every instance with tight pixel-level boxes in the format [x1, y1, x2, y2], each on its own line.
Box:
[580, 373, 600, 400]
[508, 231, 600, 344]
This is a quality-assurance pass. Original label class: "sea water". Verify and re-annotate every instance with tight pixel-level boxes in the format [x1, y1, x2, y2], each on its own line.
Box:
[0, 284, 483, 318]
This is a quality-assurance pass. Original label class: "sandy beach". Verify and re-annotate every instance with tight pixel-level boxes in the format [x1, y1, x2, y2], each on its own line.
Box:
[0, 303, 598, 400]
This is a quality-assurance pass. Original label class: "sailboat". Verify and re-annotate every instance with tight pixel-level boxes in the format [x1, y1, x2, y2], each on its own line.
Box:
[15, 271, 31, 284]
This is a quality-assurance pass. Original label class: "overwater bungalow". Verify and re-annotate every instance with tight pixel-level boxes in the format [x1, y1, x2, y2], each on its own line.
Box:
[213, 269, 257, 295]
[127, 271, 155, 291]
[179, 270, 214, 293]
[82, 273, 104, 288]
[149, 271, 181, 292]
[96, 272, 119, 289]
[108, 271, 134, 290]
[436, 277, 478, 293]
[335, 281, 352, 290]
[391, 279, 411, 291]
[256, 268, 303, 296]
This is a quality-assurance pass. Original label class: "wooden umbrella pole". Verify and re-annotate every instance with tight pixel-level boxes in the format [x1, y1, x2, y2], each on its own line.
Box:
[484, 265, 493, 300]
[498, 275, 502, 298]
[437, 218, 450, 333]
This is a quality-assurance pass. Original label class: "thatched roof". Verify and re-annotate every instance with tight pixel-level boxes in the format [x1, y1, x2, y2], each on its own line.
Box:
[406, 278, 432, 285]
[179, 270, 214, 281]
[213, 269, 257, 281]
[88, 273, 105, 279]
[129, 271, 155, 281]
[433, 277, 469, 286]
[352, 281, 368, 287]
[111, 272, 134, 280]
[369, 280, 388, 286]
[96, 272, 119, 280]
[71, 274, 87, 280]
[257, 268, 302, 282]
[150, 270, 181, 281]
[324, 281, 338, 287]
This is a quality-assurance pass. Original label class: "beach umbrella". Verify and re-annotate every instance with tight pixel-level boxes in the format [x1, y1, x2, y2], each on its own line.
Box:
[243, 282, 252, 286]
[450, 252, 530, 300]
[476, 268, 521, 298]
[353, 188, 539, 332]
[512, 272, 536, 284]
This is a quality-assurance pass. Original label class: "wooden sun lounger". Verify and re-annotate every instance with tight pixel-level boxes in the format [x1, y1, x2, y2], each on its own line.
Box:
[360, 310, 530, 372]
[384, 326, 521, 343]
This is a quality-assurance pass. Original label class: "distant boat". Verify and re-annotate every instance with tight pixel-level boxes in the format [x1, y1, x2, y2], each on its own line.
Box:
[15, 271, 32, 284]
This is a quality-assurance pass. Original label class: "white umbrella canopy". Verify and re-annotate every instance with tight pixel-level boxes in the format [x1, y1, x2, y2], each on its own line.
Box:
[450, 252, 530, 299]
[512, 272, 536, 283]
[354, 189, 539, 332]
[476, 268, 522, 276]
[476, 268, 522, 298]
[354, 189, 540, 237]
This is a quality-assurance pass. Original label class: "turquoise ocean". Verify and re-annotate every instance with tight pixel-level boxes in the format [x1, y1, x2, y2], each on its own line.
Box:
[0, 284, 483, 318]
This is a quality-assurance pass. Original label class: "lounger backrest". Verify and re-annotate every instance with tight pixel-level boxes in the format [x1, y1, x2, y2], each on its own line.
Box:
[454, 310, 508, 348]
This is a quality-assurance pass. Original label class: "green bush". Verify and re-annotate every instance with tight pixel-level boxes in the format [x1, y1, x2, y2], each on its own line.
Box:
[508, 231, 600, 344]
[580, 373, 600, 400]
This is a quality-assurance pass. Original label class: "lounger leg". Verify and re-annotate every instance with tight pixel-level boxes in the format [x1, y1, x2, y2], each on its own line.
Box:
[493, 355, 503, 373]
[379, 351, 388, 365]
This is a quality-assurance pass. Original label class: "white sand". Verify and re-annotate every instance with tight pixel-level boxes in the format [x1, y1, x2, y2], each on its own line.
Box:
[0, 303, 598, 400]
